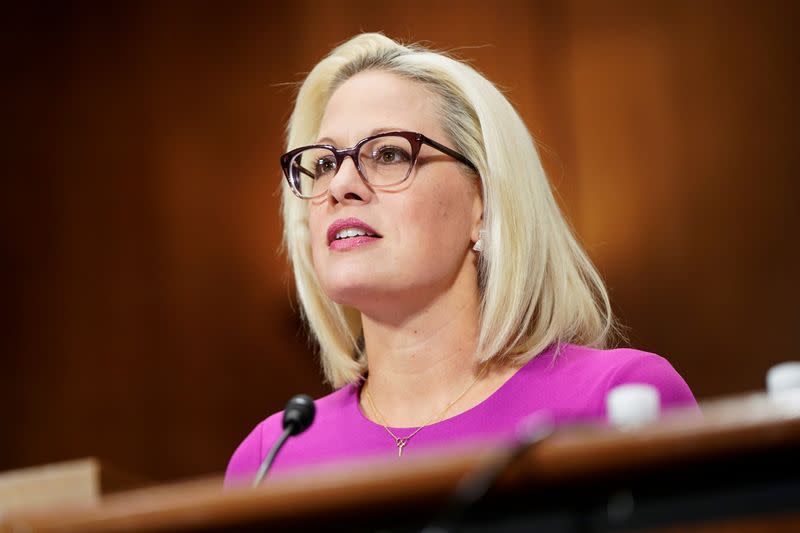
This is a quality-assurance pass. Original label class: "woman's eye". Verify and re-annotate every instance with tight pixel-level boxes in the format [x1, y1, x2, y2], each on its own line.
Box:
[374, 146, 409, 164]
[315, 157, 336, 177]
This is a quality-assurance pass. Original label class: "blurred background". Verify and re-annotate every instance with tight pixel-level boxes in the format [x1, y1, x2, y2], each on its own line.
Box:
[2, 0, 798, 483]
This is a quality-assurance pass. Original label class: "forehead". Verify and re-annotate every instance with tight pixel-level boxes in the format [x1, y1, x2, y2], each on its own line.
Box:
[318, 70, 440, 145]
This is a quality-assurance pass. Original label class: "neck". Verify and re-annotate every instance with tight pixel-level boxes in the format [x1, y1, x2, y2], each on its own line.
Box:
[359, 277, 494, 427]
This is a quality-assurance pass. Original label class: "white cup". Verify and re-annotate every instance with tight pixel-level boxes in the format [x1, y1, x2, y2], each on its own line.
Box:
[606, 383, 661, 428]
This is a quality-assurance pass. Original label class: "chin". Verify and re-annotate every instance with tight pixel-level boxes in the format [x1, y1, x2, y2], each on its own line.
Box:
[320, 270, 380, 303]
[322, 274, 412, 310]
[316, 253, 388, 293]
[324, 284, 379, 310]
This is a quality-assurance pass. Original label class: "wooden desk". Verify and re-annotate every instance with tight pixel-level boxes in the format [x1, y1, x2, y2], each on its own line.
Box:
[2, 394, 799, 532]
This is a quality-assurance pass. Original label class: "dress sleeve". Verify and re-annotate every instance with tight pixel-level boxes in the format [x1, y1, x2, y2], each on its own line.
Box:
[223, 420, 265, 489]
[604, 350, 698, 414]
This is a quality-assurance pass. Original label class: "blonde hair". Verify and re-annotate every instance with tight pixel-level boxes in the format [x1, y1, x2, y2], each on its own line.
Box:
[282, 33, 621, 388]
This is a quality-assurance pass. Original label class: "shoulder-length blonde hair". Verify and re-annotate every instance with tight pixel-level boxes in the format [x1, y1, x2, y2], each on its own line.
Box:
[282, 33, 620, 388]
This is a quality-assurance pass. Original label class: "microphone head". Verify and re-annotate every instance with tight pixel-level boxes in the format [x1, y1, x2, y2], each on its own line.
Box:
[282, 394, 316, 436]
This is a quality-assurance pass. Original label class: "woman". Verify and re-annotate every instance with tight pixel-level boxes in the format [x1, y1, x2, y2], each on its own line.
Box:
[225, 33, 695, 485]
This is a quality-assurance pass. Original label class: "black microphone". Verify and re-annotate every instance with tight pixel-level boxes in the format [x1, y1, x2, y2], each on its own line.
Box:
[252, 394, 316, 487]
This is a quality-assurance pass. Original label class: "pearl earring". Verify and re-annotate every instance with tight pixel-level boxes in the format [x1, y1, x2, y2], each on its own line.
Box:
[472, 230, 486, 252]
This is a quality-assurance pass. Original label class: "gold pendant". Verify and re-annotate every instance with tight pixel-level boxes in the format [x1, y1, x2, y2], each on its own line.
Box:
[396, 438, 408, 457]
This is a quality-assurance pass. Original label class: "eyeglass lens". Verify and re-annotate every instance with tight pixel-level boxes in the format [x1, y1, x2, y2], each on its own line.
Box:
[290, 135, 414, 198]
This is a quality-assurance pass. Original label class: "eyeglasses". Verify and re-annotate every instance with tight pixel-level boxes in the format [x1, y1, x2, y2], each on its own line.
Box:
[280, 131, 477, 199]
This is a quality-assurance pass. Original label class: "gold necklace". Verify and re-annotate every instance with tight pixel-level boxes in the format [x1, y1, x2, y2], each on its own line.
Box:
[362, 364, 489, 457]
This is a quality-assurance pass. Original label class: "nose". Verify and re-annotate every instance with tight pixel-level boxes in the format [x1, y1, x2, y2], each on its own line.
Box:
[327, 155, 373, 205]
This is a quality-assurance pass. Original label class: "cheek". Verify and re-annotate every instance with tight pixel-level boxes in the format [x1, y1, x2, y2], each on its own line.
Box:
[307, 209, 328, 267]
[397, 185, 472, 253]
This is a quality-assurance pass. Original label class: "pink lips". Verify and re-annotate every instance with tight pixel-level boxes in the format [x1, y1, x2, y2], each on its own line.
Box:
[327, 217, 382, 251]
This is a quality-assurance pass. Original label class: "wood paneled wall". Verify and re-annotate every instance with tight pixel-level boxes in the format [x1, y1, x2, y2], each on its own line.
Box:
[3, 1, 798, 481]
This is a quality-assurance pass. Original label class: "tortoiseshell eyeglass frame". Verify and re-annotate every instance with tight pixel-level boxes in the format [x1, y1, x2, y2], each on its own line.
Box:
[280, 131, 477, 199]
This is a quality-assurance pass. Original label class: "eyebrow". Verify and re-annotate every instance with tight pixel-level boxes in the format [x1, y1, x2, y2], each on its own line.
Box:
[316, 126, 409, 146]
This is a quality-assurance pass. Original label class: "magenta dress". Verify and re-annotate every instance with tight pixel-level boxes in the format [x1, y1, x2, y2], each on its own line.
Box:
[224, 343, 697, 486]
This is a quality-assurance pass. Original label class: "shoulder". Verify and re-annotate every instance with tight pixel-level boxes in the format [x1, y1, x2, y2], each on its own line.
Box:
[223, 385, 358, 487]
[551, 343, 697, 410]
[513, 343, 696, 421]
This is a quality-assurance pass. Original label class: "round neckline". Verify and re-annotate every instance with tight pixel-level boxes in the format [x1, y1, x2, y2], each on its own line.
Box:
[352, 343, 559, 432]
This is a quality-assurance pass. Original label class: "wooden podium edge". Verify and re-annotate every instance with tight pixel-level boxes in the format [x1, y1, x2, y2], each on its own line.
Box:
[3, 397, 800, 532]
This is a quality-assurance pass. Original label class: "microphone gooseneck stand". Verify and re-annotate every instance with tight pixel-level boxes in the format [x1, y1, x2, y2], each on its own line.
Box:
[252, 394, 316, 487]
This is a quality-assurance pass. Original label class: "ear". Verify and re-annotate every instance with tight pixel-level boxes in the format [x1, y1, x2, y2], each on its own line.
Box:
[470, 186, 484, 243]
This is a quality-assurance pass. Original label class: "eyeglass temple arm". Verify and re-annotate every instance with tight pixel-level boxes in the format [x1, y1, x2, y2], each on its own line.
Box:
[291, 160, 317, 180]
[421, 136, 478, 171]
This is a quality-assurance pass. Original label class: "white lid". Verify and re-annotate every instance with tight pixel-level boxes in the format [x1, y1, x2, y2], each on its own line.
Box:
[767, 362, 800, 396]
[606, 383, 661, 428]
